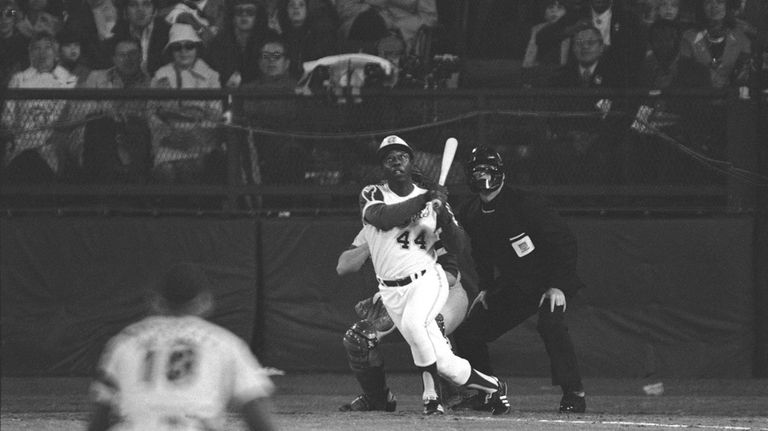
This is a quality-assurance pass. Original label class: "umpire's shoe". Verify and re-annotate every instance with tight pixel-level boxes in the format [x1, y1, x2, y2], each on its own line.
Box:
[339, 389, 397, 412]
[423, 397, 445, 415]
[559, 392, 586, 413]
[486, 378, 511, 415]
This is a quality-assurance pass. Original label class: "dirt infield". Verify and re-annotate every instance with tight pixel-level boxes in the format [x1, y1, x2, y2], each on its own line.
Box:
[2, 374, 767, 430]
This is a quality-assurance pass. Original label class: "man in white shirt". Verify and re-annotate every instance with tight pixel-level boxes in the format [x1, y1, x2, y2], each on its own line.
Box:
[2, 33, 77, 182]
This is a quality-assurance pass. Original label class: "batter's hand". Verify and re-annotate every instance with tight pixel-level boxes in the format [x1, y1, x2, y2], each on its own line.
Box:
[539, 288, 566, 312]
[427, 185, 448, 208]
[469, 290, 488, 313]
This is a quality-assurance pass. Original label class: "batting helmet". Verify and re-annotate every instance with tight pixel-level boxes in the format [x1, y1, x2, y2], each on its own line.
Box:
[377, 135, 413, 162]
[466, 146, 504, 193]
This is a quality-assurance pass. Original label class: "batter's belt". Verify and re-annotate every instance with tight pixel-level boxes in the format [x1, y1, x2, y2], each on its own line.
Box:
[377, 269, 427, 287]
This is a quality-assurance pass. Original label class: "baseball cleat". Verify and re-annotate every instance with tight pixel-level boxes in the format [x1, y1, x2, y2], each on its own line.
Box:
[339, 389, 397, 412]
[486, 378, 511, 415]
[423, 398, 445, 415]
[559, 392, 586, 413]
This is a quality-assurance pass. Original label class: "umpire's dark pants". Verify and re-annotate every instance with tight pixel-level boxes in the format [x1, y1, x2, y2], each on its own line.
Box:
[453, 287, 583, 391]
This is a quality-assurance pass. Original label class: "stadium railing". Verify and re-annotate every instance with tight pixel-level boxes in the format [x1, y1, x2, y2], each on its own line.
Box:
[0, 87, 764, 215]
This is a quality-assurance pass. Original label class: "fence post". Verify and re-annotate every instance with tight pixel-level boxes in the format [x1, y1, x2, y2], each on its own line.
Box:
[223, 93, 241, 211]
[725, 92, 758, 213]
[754, 90, 768, 377]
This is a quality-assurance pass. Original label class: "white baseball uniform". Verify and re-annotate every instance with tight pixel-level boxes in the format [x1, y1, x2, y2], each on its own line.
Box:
[359, 182, 472, 385]
[90, 315, 274, 431]
[350, 226, 469, 338]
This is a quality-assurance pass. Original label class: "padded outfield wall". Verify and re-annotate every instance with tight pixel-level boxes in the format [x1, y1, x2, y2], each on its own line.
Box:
[0, 216, 758, 377]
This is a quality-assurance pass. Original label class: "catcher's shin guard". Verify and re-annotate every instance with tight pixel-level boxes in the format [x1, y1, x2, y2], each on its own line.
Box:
[343, 320, 391, 405]
[343, 320, 383, 371]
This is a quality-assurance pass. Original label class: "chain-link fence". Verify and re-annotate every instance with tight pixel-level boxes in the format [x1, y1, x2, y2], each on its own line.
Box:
[1, 88, 765, 214]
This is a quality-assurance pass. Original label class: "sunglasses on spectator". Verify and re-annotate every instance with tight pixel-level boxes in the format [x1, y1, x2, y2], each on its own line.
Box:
[170, 42, 198, 52]
[260, 51, 285, 61]
[1, 8, 17, 18]
[234, 7, 257, 16]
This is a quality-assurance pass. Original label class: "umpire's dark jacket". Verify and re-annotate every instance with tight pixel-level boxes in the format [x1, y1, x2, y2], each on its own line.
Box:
[458, 185, 585, 298]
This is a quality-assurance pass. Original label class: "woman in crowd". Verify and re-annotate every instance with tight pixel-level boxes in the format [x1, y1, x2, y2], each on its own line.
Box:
[149, 23, 223, 184]
[208, 0, 268, 87]
[679, 0, 752, 89]
[15, 0, 63, 37]
[277, 0, 337, 78]
[522, 0, 571, 71]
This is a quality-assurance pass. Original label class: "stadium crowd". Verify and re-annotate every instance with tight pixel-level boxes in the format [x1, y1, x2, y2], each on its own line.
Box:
[0, 0, 765, 185]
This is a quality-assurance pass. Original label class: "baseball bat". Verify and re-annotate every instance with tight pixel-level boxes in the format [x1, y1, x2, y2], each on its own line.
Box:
[438, 137, 458, 186]
[430, 137, 458, 209]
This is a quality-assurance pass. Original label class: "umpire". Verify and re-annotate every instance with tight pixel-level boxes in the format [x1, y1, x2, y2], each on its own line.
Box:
[453, 146, 586, 413]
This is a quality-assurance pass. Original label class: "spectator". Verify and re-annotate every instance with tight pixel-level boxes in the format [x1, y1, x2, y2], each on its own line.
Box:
[244, 31, 295, 90]
[79, 36, 152, 183]
[149, 23, 223, 184]
[207, 0, 268, 88]
[63, 0, 119, 69]
[278, 0, 338, 78]
[679, 0, 752, 89]
[658, 0, 681, 22]
[463, 0, 541, 60]
[538, 0, 646, 86]
[731, 0, 768, 54]
[376, 31, 407, 86]
[163, 0, 226, 47]
[549, 23, 623, 88]
[336, 0, 437, 55]
[15, 0, 63, 37]
[242, 34, 306, 187]
[262, 0, 282, 33]
[57, 26, 91, 84]
[2, 32, 77, 183]
[546, 24, 624, 183]
[522, 0, 571, 78]
[0, 0, 29, 88]
[643, 6, 688, 89]
[109, 0, 170, 77]
[634, 0, 658, 26]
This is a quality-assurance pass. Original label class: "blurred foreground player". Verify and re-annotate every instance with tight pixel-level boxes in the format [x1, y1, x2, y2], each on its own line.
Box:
[454, 146, 586, 414]
[87, 263, 276, 431]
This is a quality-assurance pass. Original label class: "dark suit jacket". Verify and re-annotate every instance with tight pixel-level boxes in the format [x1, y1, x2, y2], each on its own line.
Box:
[537, 4, 645, 86]
[548, 59, 624, 88]
[110, 18, 171, 77]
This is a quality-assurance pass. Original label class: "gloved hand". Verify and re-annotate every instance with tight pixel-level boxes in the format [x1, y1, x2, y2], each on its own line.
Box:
[427, 184, 448, 208]
[412, 165, 436, 189]
[539, 287, 567, 312]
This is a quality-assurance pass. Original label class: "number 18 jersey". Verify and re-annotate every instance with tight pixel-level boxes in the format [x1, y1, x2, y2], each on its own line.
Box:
[90, 315, 274, 431]
[358, 182, 439, 280]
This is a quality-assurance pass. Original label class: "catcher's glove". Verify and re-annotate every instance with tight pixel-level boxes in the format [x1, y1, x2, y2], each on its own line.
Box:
[354, 292, 394, 333]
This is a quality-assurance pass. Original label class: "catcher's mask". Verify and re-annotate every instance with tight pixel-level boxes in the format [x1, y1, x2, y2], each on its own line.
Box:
[466, 146, 504, 193]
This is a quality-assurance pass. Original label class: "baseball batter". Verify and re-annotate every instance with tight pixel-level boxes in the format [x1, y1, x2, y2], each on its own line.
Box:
[338, 223, 470, 415]
[354, 135, 510, 415]
[87, 263, 276, 431]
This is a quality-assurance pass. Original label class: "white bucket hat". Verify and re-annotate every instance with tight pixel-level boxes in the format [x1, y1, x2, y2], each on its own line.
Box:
[164, 24, 202, 53]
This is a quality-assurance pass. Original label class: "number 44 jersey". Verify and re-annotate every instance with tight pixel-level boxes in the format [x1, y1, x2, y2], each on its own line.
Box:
[358, 183, 441, 281]
[91, 315, 274, 431]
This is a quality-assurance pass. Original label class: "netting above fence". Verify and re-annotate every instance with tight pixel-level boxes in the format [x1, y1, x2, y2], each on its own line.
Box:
[0, 88, 765, 213]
